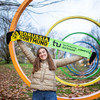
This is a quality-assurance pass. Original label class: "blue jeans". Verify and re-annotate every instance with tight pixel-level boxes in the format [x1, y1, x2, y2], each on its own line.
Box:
[32, 90, 57, 100]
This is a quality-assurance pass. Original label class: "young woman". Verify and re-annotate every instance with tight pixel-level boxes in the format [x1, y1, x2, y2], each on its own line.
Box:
[17, 40, 83, 100]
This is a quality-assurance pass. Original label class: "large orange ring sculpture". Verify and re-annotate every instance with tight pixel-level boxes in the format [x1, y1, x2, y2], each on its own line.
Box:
[9, 0, 100, 99]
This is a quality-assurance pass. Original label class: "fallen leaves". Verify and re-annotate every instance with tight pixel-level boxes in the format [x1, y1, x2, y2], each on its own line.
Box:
[57, 83, 100, 98]
[0, 65, 32, 100]
[0, 64, 100, 99]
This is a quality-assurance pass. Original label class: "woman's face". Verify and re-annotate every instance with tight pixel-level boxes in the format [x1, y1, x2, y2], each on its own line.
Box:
[38, 48, 48, 60]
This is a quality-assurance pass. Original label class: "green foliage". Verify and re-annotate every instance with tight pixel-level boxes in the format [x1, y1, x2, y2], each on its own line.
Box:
[23, 92, 33, 98]
[88, 84, 100, 91]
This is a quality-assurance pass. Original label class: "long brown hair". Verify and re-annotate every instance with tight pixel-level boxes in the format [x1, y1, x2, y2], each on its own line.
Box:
[32, 47, 55, 74]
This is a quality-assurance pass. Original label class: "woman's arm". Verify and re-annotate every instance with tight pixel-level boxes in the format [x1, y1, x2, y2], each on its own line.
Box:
[17, 40, 36, 64]
[54, 56, 83, 67]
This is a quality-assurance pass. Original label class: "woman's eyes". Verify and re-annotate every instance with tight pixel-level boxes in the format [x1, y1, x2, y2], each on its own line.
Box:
[39, 51, 45, 54]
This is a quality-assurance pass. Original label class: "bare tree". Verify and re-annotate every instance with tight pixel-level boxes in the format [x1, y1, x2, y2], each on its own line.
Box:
[89, 22, 100, 59]
[0, 0, 65, 14]
[0, 7, 21, 63]
[0, 34, 10, 63]
[82, 20, 100, 59]
[0, 0, 65, 8]
[0, 0, 66, 63]
[0, 8, 12, 63]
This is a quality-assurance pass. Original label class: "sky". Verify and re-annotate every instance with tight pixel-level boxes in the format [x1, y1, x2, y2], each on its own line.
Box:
[13, 0, 100, 42]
